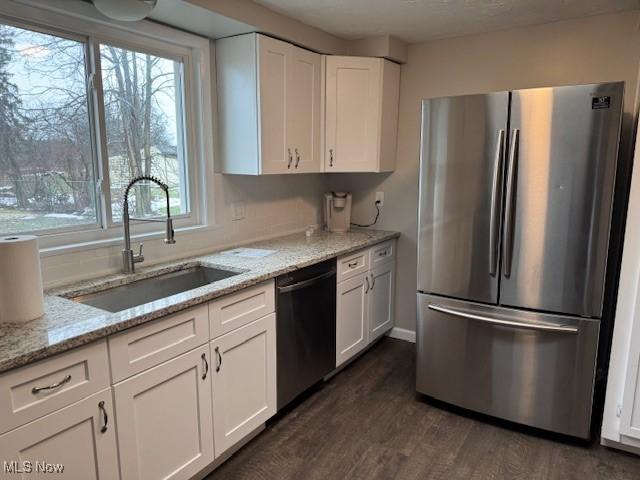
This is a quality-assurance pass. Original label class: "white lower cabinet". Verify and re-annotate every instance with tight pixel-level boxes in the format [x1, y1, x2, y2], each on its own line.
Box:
[0, 388, 119, 480]
[336, 273, 369, 366]
[210, 313, 276, 456]
[336, 241, 397, 367]
[113, 345, 214, 480]
[368, 261, 396, 341]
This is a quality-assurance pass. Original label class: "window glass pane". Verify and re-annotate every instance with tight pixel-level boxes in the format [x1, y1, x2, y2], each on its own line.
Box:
[0, 23, 97, 235]
[100, 44, 188, 221]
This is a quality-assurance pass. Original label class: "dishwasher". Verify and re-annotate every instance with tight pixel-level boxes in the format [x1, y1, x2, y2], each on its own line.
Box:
[276, 259, 336, 410]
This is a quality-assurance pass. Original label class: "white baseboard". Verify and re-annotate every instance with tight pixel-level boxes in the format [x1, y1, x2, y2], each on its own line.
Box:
[387, 327, 416, 343]
[601, 437, 640, 456]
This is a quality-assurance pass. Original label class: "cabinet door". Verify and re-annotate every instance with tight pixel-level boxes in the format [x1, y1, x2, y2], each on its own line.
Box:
[0, 389, 118, 479]
[113, 346, 214, 480]
[325, 56, 381, 172]
[257, 35, 289, 174]
[336, 273, 369, 367]
[368, 261, 395, 341]
[211, 313, 276, 456]
[287, 46, 321, 173]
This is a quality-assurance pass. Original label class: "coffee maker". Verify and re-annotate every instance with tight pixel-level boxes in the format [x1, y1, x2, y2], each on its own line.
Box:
[324, 192, 352, 232]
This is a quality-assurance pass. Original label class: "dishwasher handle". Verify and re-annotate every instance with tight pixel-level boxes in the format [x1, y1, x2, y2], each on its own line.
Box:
[277, 270, 336, 293]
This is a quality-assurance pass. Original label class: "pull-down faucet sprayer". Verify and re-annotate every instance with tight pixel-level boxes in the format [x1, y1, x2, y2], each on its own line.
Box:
[121, 175, 176, 273]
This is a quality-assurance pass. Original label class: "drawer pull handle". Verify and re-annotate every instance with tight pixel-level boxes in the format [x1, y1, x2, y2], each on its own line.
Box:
[378, 251, 387, 257]
[348, 261, 358, 268]
[370, 273, 376, 289]
[365, 276, 370, 293]
[31, 374, 72, 394]
[427, 304, 579, 334]
[215, 346, 222, 372]
[201, 353, 209, 380]
[98, 400, 108, 433]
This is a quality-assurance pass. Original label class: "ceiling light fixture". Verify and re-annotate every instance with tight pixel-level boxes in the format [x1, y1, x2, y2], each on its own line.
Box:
[91, 0, 158, 22]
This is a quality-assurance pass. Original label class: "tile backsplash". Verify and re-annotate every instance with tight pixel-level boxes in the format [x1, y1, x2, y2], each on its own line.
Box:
[41, 174, 327, 287]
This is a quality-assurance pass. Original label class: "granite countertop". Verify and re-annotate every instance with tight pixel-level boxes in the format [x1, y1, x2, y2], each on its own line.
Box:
[0, 229, 399, 374]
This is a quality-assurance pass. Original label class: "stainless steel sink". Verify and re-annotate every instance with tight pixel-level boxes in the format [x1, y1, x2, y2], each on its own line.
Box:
[71, 266, 239, 313]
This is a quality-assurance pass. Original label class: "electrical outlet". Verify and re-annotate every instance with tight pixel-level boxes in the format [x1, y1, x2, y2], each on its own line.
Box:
[375, 191, 384, 206]
[231, 201, 245, 221]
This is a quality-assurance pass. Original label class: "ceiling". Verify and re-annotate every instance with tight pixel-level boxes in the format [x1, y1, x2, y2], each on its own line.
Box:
[251, 0, 640, 43]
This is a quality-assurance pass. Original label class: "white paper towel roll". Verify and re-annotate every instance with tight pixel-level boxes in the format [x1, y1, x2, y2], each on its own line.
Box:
[0, 235, 44, 323]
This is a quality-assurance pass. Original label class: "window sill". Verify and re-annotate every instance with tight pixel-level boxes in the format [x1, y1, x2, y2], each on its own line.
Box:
[40, 223, 219, 258]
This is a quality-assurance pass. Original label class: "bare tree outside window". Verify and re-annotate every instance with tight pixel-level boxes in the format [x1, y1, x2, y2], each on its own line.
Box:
[100, 44, 188, 221]
[0, 21, 190, 236]
[0, 24, 96, 235]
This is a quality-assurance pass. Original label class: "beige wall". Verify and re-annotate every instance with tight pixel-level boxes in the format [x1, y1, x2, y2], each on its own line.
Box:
[329, 10, 640, 332]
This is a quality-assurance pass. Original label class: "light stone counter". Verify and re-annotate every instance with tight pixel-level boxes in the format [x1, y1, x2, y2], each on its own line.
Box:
[0, 229, 399, 373]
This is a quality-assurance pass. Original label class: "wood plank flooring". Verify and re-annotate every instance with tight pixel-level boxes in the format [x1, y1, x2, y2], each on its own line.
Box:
[206, 338, 640, 480]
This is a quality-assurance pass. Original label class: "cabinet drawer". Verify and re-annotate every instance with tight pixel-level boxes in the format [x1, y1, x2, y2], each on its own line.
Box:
[0, 340, 110, 435]
[209, 281, 275, 338]
[370, 240, 396, 267]
[109, 305, 209, 383]
[337, 249, 369, 282]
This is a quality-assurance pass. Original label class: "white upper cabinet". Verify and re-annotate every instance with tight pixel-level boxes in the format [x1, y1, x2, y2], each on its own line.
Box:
[324, 56, 400, 173]
[216, 33, 321, 175]
[287, 46, 322, 173]
[257, 35, 289, 174]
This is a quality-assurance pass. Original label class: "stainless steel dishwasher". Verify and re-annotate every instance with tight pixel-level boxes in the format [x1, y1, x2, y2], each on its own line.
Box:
[276, 259, 336, 410]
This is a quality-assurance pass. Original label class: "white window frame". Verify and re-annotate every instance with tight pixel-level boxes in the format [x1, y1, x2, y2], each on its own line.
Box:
[0, 0, 213, 251]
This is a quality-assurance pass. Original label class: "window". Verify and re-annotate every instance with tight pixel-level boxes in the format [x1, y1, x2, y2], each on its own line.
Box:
[0, 24, 97, 235]
[0, 6, 206, 244]
[100, 44, 189, 222]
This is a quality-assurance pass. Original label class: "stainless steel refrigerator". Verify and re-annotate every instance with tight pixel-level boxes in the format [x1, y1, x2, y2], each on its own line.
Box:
[416, 82, 624, 439]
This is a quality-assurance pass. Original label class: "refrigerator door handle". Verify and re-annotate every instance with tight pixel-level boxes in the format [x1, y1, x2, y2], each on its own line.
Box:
[503, 128, 519, 277]
[489, 129, 505, 276]
[427, 304, 578, 334]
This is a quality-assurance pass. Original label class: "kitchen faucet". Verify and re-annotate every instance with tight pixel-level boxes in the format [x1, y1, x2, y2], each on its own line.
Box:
[122, 175, 176, 273]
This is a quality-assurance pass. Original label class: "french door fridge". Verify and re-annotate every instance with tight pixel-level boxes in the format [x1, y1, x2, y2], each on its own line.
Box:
[416, 82, 623, 438]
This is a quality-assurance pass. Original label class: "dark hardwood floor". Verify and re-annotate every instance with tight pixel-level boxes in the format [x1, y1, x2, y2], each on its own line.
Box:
[206, 338, 640, 480]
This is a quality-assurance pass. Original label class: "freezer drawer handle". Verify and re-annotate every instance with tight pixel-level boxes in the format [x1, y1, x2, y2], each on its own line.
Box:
[427, 304, 578, 334]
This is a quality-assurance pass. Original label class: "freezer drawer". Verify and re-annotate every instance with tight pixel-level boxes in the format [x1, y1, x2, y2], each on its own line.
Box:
[416, 294, 599, 438]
